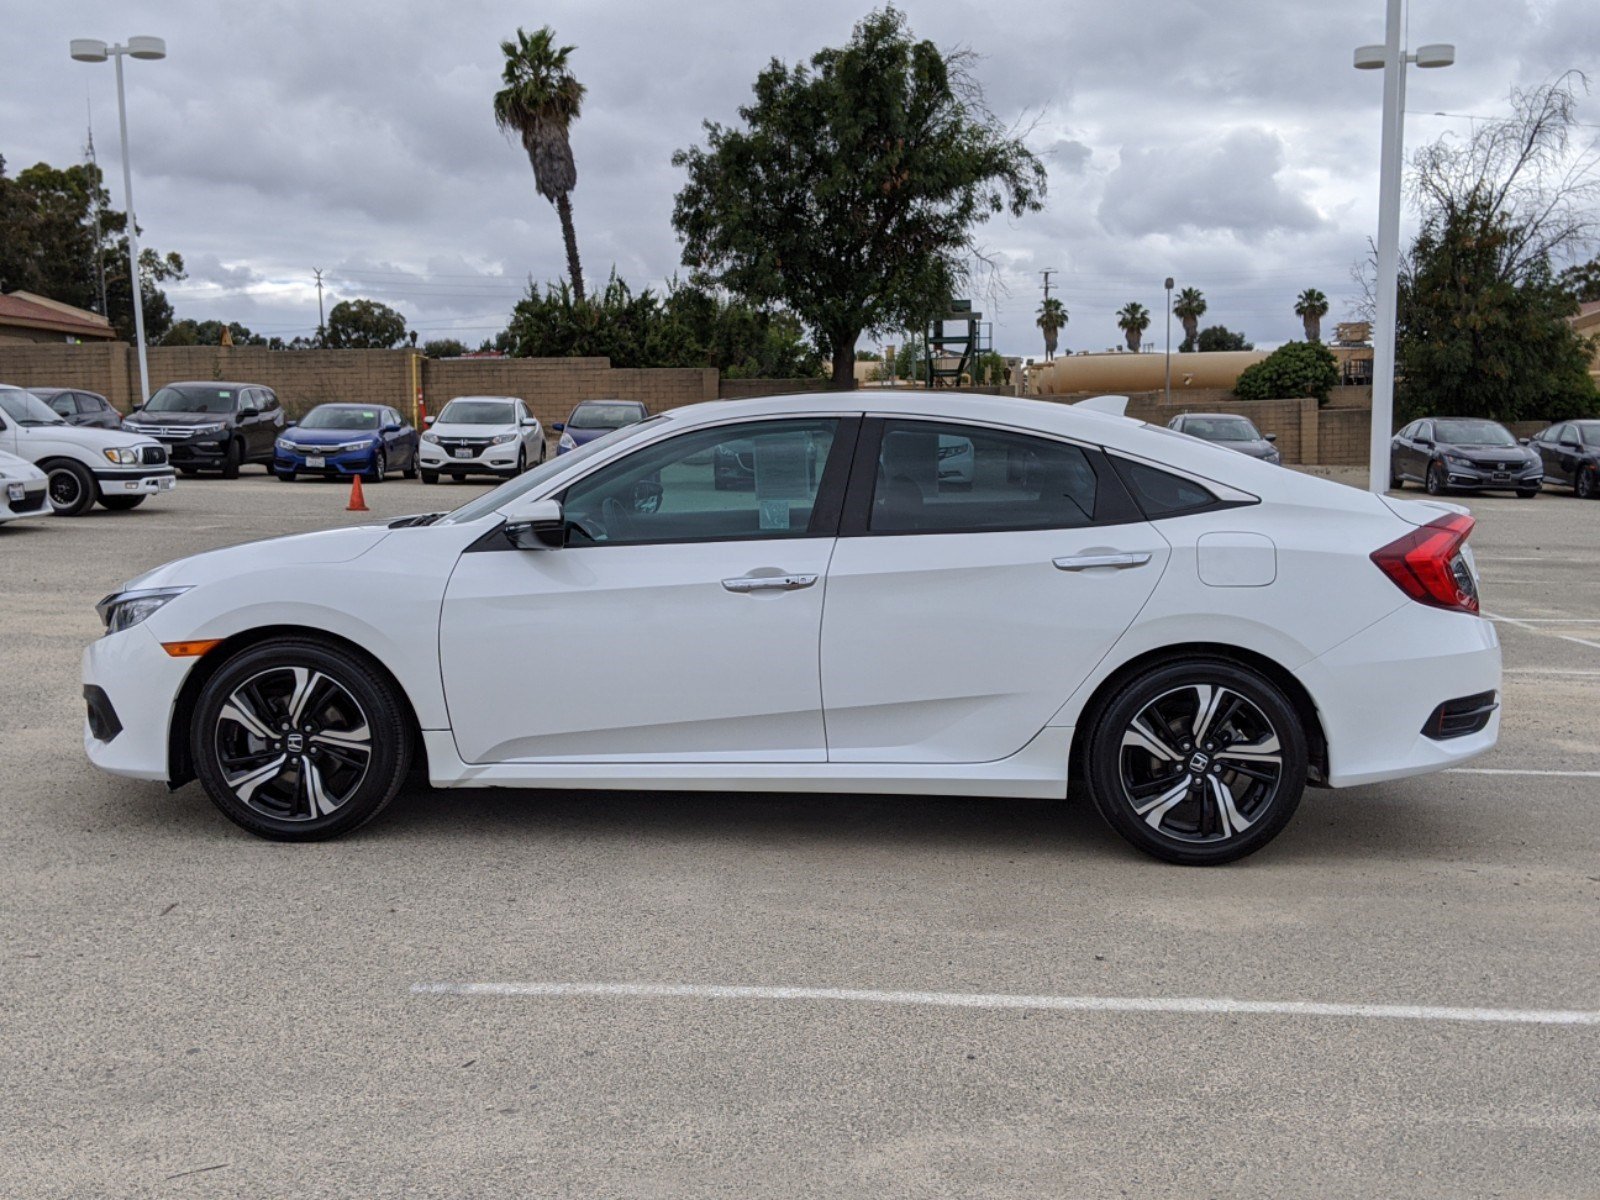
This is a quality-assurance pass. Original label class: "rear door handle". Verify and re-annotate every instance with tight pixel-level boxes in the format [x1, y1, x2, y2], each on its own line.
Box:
[722, 574, 819, 593]
[1053, 552, 1152, 571]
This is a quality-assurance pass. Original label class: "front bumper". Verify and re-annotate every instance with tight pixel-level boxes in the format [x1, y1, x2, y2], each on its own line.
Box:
[82, 623, 195, 782]
[419, 443, 520, 474]
[1297, 601, 1501, 787]
[1440, 461, 1543, 491]
[275, 447, 377, 476]
[92, 468, 177, 496]
[0, 480, 49, 520]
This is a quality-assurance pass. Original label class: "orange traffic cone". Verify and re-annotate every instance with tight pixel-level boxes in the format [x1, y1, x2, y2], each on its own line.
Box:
[346, 474, 369, 513]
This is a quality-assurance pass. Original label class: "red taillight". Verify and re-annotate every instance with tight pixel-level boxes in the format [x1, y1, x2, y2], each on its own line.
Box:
[1370, 513, 1480, 614]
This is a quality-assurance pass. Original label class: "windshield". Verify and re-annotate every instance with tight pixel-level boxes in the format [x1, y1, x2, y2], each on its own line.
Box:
[144, 385, 239, 414]
[438, 399, 515, 425]
[569, 402, 644, 431]
[1578, 422, 1600, 446]
[301, 406, 382, 431]
[1435, 419, 1515, 447]
[1185, 417, 1259, 442]
[440, 416, 668, 526]
[0, 389, 67, 426]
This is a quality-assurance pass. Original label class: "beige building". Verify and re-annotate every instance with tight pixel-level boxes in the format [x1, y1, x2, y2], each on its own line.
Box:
[0, 292, 117, 344]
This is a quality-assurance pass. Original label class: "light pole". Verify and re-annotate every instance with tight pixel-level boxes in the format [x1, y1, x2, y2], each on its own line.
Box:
[1354, 5, 1453, 493]
[1163, 277, 1174, 404]
[70, 35, 167, 406]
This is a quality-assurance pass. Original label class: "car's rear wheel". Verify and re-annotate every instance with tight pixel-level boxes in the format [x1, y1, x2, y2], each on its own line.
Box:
[1389, 460, 1404, 489]
[1516, 486, 1540, 498]
[221, 438, 243, 479]
[276, 469, 297, 482]
[45, 461, 98, 516]
[96, 494, 146, 511]
[421, 469, 439, 485]
[1578, 466, 1597, 500]
[1425, 461, 1446, 495]
[191, 639, 412, 841]
[1084, 659, 1307, 865]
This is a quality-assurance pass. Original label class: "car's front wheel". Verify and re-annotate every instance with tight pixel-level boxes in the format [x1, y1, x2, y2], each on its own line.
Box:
[96, 494, 146, 511]
[1083, 658, 1307, 865]
[46, 460, 98, 516]
[220, 438, 243, 479]
[190, 638, 412, 841]
[1425, 461, 1446, 495]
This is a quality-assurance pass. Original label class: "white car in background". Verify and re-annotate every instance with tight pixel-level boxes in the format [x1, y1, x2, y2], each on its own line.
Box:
[419, 396, 543, 483]
[0, 448, 49, 524]
[0, 385, 176, 515]
[82, 392, 1499, 864]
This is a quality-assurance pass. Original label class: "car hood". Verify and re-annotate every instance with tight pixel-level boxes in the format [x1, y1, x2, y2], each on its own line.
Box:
[283, 427, 381, 445]
[1440, 443, 1535, 459]
[0, 448, 47, 481]
[429, 422, 516, 438]
[120, 525, 393, 591]
[566, 426, 614, 445]
[14, 424, 159, 455]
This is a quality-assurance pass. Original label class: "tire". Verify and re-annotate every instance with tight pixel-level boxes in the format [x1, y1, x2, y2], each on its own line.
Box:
[1578, 466, 1597, 500]
[96, 494, 146, 511]
[190, 638, 412, 841]
[276, 469, 298, 482]
[1425, 461, 1446, 495]
[221, 439, 243, 479]
[1083, 658, 1308, 866]
[179, 466, 199, 477]
[516, 446, 527, 475]
[1389, 461, 1404, 489]
[45, 460, 98, 516]
[421, 470, 439, 485]
[368, 449, 387, 483]
[402, 449, 418, 480]
[1516, 487, 1540, 499]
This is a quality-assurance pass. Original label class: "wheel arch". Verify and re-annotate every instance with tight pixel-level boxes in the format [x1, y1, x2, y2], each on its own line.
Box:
[166, 624, 428, 789]
[1066, 642, 1330, 791]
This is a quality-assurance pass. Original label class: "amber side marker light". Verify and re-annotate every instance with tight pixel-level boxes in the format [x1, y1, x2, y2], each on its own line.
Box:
[161, 639, 222, 658]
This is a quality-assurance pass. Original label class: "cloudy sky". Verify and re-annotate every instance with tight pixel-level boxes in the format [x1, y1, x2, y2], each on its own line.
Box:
[4, 0, 1596, 357]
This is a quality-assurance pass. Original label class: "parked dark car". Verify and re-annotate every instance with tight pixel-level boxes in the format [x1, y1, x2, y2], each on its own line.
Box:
[30, 387, 122, 429]
[274, 403, 419, 482]
[1167, 412, 1281, 463]
[1529, 420, 1600, 498]
[554, 398, 648, 454]
[1390, 417, 1542, 497]
[121, 381, 285, 478]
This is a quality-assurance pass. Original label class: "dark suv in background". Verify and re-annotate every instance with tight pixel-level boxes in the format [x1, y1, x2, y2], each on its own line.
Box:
[1389, 417, 1543, 497]
[122, 381, 285, 477]
[30, 387, 122, 429]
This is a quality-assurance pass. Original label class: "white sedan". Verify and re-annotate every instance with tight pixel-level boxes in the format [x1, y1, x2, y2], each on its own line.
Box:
[0, 448, 49, 523]
[418, 395, 543, 483]
[82, 393, 1499, 864]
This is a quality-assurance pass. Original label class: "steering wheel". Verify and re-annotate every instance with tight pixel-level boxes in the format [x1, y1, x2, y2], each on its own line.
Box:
[601, 497, 634, 542]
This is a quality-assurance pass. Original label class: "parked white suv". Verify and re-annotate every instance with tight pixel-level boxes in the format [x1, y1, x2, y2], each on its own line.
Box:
[419, 396, 543, 484]
[0, 448, 49, 524]
[0, 385, 176, 515]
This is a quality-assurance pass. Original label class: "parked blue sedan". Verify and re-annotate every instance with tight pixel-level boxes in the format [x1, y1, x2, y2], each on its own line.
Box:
[554, 398, 649, 454]
[274, 404, 420, 482]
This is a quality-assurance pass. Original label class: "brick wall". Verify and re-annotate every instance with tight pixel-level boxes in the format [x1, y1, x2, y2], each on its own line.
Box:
[1314, 408, 1370, 465]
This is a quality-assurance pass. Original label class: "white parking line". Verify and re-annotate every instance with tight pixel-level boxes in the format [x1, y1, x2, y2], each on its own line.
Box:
[1446, 767, 1600, 778]
[1503, 667, 1600, 677]
[1485, 612, 1600, 651]
[409, 981, 1600, 1027]
[1487, 617, 1600, 624]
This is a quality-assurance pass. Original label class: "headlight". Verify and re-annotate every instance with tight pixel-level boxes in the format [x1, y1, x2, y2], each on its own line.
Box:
[490, 431, 518, 445]
[95, 586, 192, 635]
[1266, 450, 1281, 464]
[422, 431, 440, 444]
[559, 432, 576, 450]
[276, 438, 294, 451]
[190, 423, 226, 437]
[1445, 454, 1472, 467]
[102, 447, 140, 465]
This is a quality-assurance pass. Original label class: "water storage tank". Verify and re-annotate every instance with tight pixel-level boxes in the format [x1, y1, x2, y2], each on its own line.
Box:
[1033, 350, 1268, 395]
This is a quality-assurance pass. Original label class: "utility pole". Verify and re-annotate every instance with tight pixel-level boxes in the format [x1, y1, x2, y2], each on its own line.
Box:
[313, 268, 326, 345]
[1164, 277, 1174, 403]
[85, 107, 109, 318]
[1039, 268, 1058, 360]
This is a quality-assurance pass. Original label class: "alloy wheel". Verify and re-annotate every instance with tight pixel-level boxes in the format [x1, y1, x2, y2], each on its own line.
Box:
[1117, 683, 1286, 845]
[212, 666, 373, 822]
[47, 468, 83, 509]
[1579, 467, 1596, 500]
[1426, 463, 1444, 495]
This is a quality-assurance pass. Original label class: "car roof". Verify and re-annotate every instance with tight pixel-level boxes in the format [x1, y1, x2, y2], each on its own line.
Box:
[24, 386, 70, 396]
[445, 395, 521, 403]
[160, 380, 272, 390]
[574, 398, 646, 407]
[1178, 412, 1255, 422]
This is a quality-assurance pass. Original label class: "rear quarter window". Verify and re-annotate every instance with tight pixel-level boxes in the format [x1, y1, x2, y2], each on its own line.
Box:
[1111, 458, 1219, 518]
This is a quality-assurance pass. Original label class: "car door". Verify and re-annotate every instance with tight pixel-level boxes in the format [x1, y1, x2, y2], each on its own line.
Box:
[1408, 421, 1436, 479]
[1550, 424, 1580, 484]
[439, 415, 857, 764]
[819, 418, 1169, 764]
[1390, 421, 1414, 478]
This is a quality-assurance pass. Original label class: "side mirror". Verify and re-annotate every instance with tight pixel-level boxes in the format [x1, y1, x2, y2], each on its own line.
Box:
[131, 402, 144, 411]
[286, 418, 298, 428]
[1264, 433, 1277, 443]
[501, 498, 566, 550]
[1518, 437, 1530, 446]
[551, 422, 565, 432]
[239, 406, 260, 419]
[520, 416, 537, 427]
[1561, 439, 1581, 450]
[383, 422, 402, 433]
[1415, 437, 1433, 448]
[423, 414, 435, 426]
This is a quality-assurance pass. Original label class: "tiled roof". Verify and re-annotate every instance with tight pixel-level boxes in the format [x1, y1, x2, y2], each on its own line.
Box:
[0, 293, 118, 339]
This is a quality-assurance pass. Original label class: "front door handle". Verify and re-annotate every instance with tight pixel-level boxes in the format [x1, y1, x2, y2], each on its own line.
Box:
[722, 573, 819, 593]
[1053, 552, 1152, 572]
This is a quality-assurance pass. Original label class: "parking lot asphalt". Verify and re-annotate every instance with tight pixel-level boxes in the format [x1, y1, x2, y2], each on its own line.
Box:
[2, 467, 1597, 1198]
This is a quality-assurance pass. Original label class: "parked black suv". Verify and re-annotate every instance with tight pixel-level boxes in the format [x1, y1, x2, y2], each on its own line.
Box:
[122, 381, 285, 477]
[30, 387, 122, 429]
[1389, 417, 1542, 497]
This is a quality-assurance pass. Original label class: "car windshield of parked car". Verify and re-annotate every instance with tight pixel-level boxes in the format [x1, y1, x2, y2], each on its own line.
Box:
[1185, 417, 1259, 442]
[0, 388, 68, 426]
[300, 407, 381, 431]
[1579, 422, 1600, 446]
[438, 416, 668, 526]
[144, 386, 239, 414]
[1434, 419, 1515, 446]
[569, 402, 643, 430]
[438, 400, 514, 425]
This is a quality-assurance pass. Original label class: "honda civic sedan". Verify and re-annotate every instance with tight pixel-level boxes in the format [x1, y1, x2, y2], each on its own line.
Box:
[275, 403, 419, 482]
[82, 393, 1500, 864]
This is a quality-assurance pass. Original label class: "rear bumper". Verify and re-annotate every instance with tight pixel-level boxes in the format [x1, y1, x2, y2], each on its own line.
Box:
[1296, 602, 1501, 787]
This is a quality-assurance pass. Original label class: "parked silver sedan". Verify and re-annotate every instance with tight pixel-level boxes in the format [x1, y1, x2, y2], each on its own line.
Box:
[1168, 412, 1281, 463]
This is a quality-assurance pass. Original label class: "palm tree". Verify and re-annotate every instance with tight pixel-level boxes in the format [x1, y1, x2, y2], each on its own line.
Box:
[1116, 302, 1151, 353]
[1036, 296, 1068, 360]
[1295, 288, 1329, 342]
[493, 26, 588, 299]
[1172, 287, 1207, 351]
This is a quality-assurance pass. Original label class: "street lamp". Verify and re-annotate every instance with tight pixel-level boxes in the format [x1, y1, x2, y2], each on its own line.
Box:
[1354, 4, 1453, 493]
[1163, 277, 1174, 404]
[70, 35, 167, 406]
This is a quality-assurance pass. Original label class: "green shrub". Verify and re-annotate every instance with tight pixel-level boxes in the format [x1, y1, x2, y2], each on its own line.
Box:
[1234, 340, 1339, 405]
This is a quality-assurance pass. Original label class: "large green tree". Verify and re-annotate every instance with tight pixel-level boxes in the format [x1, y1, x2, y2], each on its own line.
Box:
[161, 319, 267, 346]
[494, 26, 587, 299]
[325, 298, 408, 349]
[671, 7, 1045, 389]
[1234, 340, 1339, 404]
[1196, 325, 1253, 352]
[1558, 256, 1600, 303]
